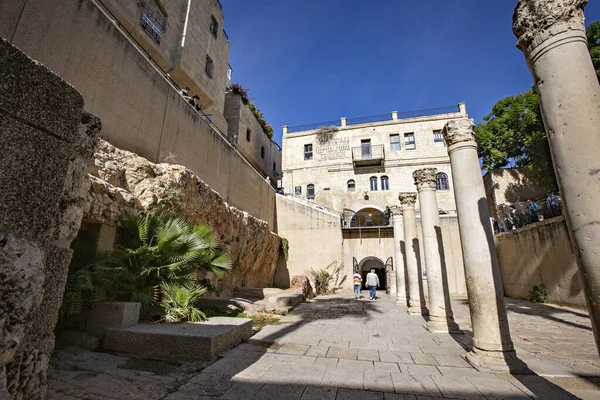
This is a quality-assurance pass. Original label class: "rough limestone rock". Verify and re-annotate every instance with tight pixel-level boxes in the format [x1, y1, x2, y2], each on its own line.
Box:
[84, 140, 282, 296]
[290, 275, 316, 300]
[0, 38, 99, 399]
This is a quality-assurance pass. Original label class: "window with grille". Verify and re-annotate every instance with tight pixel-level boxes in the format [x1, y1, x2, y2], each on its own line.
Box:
[381, 176, 389, 191]
[436, 173, 449, 190]
[347, 180, 355, 192]
[369, 176, 378, 191]
[307, 184, 315, 199]
[433, 130, 444, 147]
[295, 186, 301, 195]
[405, 133, 415, 150]
[304, 144, 313, 160]
[390, 134, 400, 151]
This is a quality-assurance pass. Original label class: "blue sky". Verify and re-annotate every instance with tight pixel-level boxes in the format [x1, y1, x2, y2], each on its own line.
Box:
[222, 0, 600, 146]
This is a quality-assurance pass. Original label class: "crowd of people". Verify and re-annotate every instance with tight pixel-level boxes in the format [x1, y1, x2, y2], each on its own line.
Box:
[492, 191, 563, 234]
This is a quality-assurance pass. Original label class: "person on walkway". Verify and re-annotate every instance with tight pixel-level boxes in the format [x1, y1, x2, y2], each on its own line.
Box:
[384, 206, 391, 225]
[366, 269, 380, 300]
[527, 200, 539, 223]
[180, 86, 190, 100]
[547, 191, 562, 217]
[353, 272, 362, 299]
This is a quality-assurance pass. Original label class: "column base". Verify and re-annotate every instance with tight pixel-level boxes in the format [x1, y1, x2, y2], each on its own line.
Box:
[425, 318, 462, 334]
[408, 305, 428, 316]
[464, 348, 530, 374]
[395, 295, 407, 305]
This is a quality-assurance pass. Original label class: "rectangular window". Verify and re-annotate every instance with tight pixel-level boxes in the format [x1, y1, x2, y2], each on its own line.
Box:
[304, 144, 313, 160]
[261, 146, 265, 159]
[246, 128, 251, 141]
[405, 133, 416, 150]
[390, 134, 400, 151]
[307, 184, 315, 199]
[433, 130, 444, 147]
[273, 162, 277, 172]
[205, 55, 214, 78]
[295, 186, 302, 195]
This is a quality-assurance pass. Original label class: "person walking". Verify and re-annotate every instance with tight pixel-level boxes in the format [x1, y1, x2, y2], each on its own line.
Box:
[547, 191, 562, 217]
[366, 269, 380, 300]
[353, 272, 362, 299]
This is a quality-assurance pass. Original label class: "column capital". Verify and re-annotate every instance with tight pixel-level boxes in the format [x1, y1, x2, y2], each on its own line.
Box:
[513, 0, 587, 53]
[443, 119, 475, 147]
[398, 192, 417, 207]
[390, 205, 403, 216]
[413, 168, 438, 191]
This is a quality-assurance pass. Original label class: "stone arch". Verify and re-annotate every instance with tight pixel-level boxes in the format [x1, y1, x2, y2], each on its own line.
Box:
[358, 256, 387, 290]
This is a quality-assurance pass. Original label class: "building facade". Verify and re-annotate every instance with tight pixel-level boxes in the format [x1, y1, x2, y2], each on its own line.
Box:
[224, 92, 282, 185]
[279, 105, 469, 294]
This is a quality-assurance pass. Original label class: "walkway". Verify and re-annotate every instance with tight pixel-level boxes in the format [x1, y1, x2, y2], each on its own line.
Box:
[47, 294, 600, 399]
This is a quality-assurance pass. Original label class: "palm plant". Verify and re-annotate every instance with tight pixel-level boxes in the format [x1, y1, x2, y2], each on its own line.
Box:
[97, 213, 230, 314]
[160, 281, 207, 322]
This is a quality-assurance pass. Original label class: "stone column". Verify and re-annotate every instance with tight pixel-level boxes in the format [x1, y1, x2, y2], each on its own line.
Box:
[399, 192, 427, 315]
[413, 168, 459, 333]
[514, 0, 600, 354]
[391, 208, 406, 304]
[443, 119, 518, 371]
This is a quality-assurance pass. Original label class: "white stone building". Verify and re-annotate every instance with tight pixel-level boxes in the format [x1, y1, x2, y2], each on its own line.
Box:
[279, 104, 470, 294]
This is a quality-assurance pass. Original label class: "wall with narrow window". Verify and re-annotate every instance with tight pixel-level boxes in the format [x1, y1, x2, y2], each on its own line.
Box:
[0, 0, 276, 228]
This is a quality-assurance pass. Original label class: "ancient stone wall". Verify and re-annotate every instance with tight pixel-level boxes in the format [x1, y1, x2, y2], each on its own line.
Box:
[85, 139, 281, 296]
[495, 216, 586, 308]
[0, 38, 98, 399]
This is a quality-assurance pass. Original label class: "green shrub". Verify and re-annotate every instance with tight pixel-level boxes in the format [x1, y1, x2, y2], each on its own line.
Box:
[160, 282, 207, 322]
[317, 269, 332, 295]
[529, 284, 547, 303]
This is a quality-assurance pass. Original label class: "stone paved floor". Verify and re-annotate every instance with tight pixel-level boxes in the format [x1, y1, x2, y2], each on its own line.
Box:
[47, 294, 600, 399]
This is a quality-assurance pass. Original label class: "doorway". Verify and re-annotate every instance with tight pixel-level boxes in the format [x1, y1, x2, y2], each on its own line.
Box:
[360, 257, 386, 290]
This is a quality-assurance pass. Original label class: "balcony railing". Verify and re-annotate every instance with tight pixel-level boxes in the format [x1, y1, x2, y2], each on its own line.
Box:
[341, 212, 391, 229]
[352, 144, 384, 167]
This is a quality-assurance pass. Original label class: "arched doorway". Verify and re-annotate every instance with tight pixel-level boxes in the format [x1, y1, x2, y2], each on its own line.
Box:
[359, 257, 386, 290]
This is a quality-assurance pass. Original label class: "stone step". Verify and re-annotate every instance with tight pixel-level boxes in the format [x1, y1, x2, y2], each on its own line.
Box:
[232, 287, 284, 299]
[104, 317, 253, 361]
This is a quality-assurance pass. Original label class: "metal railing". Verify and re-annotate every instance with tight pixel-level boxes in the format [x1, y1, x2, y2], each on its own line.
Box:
[287, 120, 341, 133]
[341, 212, 391, 228]
[215, 0, 223, 10]
[286, 105, 461, 133]
[223, 29, 229, 42]
[352, 145, 384, 162]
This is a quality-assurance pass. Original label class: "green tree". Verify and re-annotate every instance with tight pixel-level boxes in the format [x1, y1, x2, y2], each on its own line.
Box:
[587, 20, 600, 81]
[474, 90, 557, 189]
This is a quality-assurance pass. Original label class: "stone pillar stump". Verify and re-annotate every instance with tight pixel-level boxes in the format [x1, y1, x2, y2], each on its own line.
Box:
[391, 208, 407, 305]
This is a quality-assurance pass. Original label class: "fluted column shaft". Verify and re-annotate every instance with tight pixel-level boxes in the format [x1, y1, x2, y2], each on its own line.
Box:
[413, 169, 458, 333]
[399, 192, 427, 315]
[443, 120, 517, 371]
[392, 211, 406, 304]
[514, 0, 600, 354]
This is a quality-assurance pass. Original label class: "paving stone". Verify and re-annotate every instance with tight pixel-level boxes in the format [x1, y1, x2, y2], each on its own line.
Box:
[337, 359, 375, 372]
[379, 351, 414, 364]
[364, 371, 395, 392]
[466, 374, 531, 399]
[390, 372, 424, 395]
[314, 357, 339, 368]
[276, 344, 310, 355]
[358, 350, 380, 361]
[221, 382, 264, 399]
[261, 362, 298, 383]
[410, 353, 438, 365]
[383, 393, 417, 400]
[374, 362, 401, 373]
[328, 347, 358, 360]
[306, 345, 330, 357]
[430, 353, 471, 368]
[431, 376, 485, 399]
[401, 364, 442, 377]
[301, 385, 337, 400]
[288, 363, 326, 385]
[336, 388, 384, 399]
[254, 383, 306, 400]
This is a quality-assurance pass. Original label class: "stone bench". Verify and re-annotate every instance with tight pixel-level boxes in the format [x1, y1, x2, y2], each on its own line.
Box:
[232, 288, 283, 299]
[103, 317, 253, 361]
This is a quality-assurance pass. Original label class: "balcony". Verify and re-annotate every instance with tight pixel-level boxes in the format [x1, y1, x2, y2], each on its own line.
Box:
[341, 211, 391, 229]
[352, 144, 384, 167]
